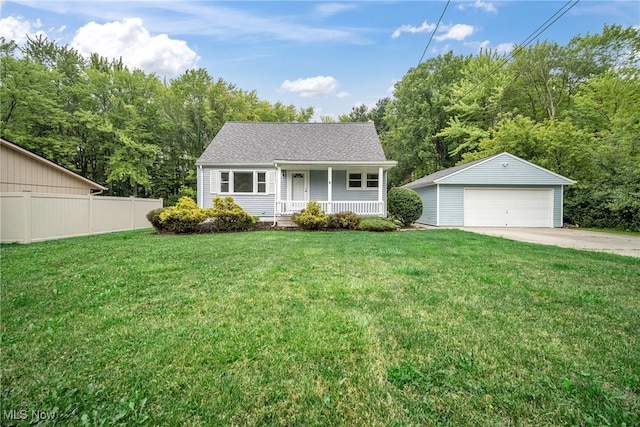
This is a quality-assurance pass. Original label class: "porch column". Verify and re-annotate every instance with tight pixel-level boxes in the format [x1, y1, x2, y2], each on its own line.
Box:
[378, 167, 384, 216]
[327, 166, 332, 214]
[275, 164, 282, 220]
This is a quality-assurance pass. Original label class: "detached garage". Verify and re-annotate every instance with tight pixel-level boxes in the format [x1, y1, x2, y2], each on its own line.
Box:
[403, 152, 575, 228]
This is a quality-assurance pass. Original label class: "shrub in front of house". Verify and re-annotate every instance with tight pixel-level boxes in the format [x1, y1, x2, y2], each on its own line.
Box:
[357, 217, 399, 232]
[159, 197, 208, 234]
[387, 187, 423, 226]
[327, 211, 359, 230]
[200, 196, 257, 232]
[292, 201, 328, 230]
[146, 207, 167, 232]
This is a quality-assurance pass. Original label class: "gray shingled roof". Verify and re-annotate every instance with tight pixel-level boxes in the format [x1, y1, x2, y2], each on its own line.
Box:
[196, 122, 389, 165]
[403, 156, 487, 189]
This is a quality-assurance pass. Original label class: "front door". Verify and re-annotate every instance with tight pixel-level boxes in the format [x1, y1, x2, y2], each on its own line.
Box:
[291, 172, 307, 202]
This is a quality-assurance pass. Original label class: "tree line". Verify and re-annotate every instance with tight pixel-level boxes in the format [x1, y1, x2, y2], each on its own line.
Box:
[2, 25, 638, 230]
[340, 25, 639, 231]
[1, 36, 313, 204]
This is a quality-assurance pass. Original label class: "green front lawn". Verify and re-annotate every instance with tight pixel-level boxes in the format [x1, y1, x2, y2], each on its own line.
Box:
[1, 229, 638, 426]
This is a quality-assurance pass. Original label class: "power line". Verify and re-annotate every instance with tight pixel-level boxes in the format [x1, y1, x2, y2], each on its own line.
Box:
[417, 0, 451, 67]
[456, 0, 581, 103]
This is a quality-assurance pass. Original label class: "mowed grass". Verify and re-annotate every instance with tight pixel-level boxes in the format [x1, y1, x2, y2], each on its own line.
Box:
[1, 229, 639, 426]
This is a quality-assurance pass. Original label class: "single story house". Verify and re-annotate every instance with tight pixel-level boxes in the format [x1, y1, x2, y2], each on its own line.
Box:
[196, 122, 397, 221]
[1, 137, 107, 195]
[403, 152, 575, 228]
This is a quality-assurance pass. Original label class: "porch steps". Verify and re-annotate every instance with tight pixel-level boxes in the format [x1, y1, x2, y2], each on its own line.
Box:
[275, 216, 298, 229]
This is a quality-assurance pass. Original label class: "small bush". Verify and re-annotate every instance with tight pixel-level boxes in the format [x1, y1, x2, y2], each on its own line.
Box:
[159, 197, 208, 234]
[358, 217, 399, 232]
[387, 187, 423, 226]
[292, 201, 328, 230]
[146, 207, 167, 232]
[327, 211, 359, 230]
[200, 196, 257, 232]
[326, 214, 339, 230]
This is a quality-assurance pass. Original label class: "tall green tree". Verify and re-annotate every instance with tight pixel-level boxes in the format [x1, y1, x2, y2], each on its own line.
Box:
[383, 52, 468, 185]
[1, 36, 313, 202]
[436, 49, 512, 159]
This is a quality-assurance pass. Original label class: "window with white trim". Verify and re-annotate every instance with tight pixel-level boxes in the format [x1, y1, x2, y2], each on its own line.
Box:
[347, 171, 379, 190]
[212, 170, 273, 194]
[234, 172, 253, 193]
[366, 173, 379, 188]
[220, 172, 230, 193]
[257, 172, 267, 193]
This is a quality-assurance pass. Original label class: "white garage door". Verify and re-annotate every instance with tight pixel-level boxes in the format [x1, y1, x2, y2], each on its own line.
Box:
[464, 188, 553, 227]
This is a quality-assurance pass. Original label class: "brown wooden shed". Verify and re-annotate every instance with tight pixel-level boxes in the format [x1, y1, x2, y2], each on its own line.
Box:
[0, 138, 107, 195]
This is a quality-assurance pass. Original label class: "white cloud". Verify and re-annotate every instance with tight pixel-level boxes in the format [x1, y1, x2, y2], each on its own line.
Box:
[71, 18, 199, 78]
[435, 24, 474, 41]
[336, 91, 351, 98]
[1, 2, 367, 45]
[478, 40, 491, 51]
[466, 40, 515, 55]
[495, 42, 515, 54]
[392, 21, 437, 39]
[393, 21, 475, 42]
[457, 0, 497, 14]
[314, 3, 357, 18]
[0, 15, 47, 45]
[280, 76, 339, 98]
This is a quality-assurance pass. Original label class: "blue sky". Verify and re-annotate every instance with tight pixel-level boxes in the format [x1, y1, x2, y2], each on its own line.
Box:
[2, 1, 639, 120]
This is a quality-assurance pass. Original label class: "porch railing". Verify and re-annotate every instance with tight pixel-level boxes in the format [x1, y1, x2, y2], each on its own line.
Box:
[277, 200, 384, 216]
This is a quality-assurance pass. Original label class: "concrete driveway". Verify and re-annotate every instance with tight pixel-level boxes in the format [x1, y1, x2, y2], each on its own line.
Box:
[457, 227, 640, 257]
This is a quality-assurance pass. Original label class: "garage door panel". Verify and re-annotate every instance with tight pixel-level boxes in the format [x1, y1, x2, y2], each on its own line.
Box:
[464, 188, 553, 227]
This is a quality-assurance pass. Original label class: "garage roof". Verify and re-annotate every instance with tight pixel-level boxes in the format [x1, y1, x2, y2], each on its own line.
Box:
[404, 152, 575, 189]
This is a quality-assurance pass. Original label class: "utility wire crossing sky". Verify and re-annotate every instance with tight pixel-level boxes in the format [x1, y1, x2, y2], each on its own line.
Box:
[2, 0, 638, 119]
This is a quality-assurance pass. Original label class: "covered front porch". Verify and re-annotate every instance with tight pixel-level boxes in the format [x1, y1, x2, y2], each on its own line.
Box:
[278, 200, 384, 216]
[273, 160, 396, 218]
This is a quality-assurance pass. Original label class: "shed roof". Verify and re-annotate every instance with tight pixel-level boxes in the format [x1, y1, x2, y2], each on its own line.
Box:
[196, 122, 391, 165]
[404, 152, 575, 189]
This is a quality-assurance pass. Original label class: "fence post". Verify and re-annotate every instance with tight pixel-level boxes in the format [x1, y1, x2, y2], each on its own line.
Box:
[89, 194, 94, 235]
[130, 196, 135, 230]
[22, 190, 32, 244]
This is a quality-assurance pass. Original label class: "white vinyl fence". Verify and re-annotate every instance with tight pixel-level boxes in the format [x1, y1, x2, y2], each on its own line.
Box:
[0, 191, 162, 243]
